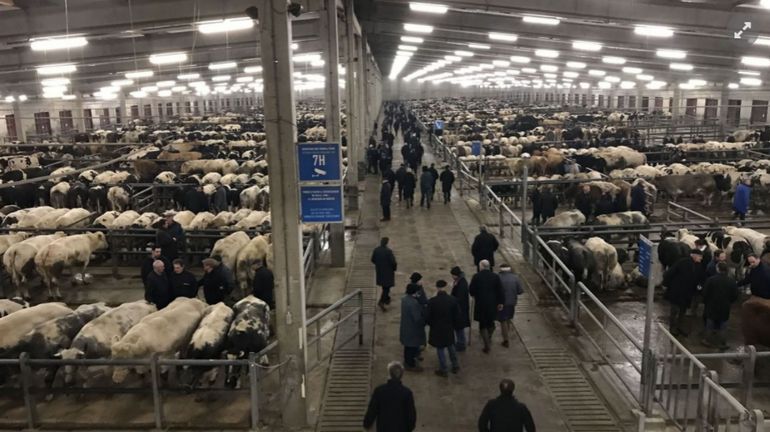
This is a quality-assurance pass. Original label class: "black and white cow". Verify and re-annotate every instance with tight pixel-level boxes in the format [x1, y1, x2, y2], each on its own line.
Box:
[225, 296, 270, 388]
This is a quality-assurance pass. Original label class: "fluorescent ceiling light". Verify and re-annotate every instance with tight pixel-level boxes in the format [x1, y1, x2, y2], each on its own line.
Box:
[141, 86, 159, 92]
[572, 40, 602, 51]
[149, 52, 187, 65]
[61, 94, 76, 100]
[647, 81, 667, 89]
[157, 90, 172, 97]
[399, 45, 418, 51]
[510, 56, 530, 64]
[130, 91, 147, 98]
[43, 85, 67, 95]
[404, 23, 434, 33]
[598, 81, 612, 89]
[521, 67, 537, 74]
[454, 50, 473, 57]
[30, 36, 88, 51]
[602, 56, 626, 64]
[209, 61, 237, 70]
[742, 56, 770, 67]
[688, 79, 707, 86]
[41, 77, 70, 86]
[679, 83, 696, 89]
[171, 86, 186, 92]
[401, 36, 424, 44]
[445, 55, 462, 62]
[409, 2, 448, 14]
[18, 95, 27, 102]
[125, 70, 154, 79]
[522, 15, 560, 25]
[563, 71, 579, 78]
[604, 76, 621, 83]
[111, 79, 134, 87]
[212, 75, 231, 82]
[236, 76, 254, 83]
[4, 96, 14, 102]
[588, 69, 606, 76]
[492, 60, 510, 67]
[728, 83, 740, 89]
[535, 49, 559, 58]
[741, 77, 762, 86]
[188, 81, 207, 87]
[762, 0, 770, 8]
[469, 43, 490, 50]
[754, 36, 770, 46]
[489, 32, 518, 42]
[540, 65, 558, 72]
[99, 85, 120, 93]
[622, 67, 643, 74]
[178, 73, 200, 80]
[634, 24, 674, 38]
[293, 53, 321, 62]
[620, 81, 636, 89]
[670, 63, 693, 71]
[637, 74, 654, 81]
[156, 80, 176, 88]
[244, 66, 263, 74]
[579, 82, 590, 89]
[36, 63, 77, 75]
[197, 17, 254, 34]
[739, 70, 761, 76]
[291, 43, 299, 50]
[566, 61, 586, 69]
[656, 49, 687, 59]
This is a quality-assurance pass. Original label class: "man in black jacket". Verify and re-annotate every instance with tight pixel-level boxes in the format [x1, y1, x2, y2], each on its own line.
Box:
[702, 262, 739, 349]
[470, 260, 505, 353]
[198, 258, 236, 305]
[251, 261, 275, 308]
[184, 185, 209, 213]
[169, 259, 197, 299]
[539, 187, 558, 223]
[395, 164, 407, 202]
[450, 266, 470, 352]
[630, 181, 647, 215]
[141, 246, 170, 288]
[663, 249, 704, 337]
[380, 179, 392, 222]
[472, 226, 500, 270]
[363, 361, 417, 432]
[439, 165, 455, 204]
[427, 280, 461, 377]
[738, 254, 770, 299]
[145, 260, 172, 309]
[371, 237, 397, 311]
[574, 185, 592, 220]
[157, 211, 186, 260]
[478, 379, 536, 432]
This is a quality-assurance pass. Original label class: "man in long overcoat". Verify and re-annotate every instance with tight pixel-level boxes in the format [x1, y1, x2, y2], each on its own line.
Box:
[469, 260, 505, 353]
[427, 280, 460, 377]
[371, 237, 397, 311]
[663, 249, 703, 337]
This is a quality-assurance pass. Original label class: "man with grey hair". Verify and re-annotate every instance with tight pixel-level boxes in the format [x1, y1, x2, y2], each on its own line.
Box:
[478, 379, 536, 432]
[498, 264, 524, 348]
[470, 259, 505, 353]
[145, 260, 171, 309]
[364, 361, 417, 432]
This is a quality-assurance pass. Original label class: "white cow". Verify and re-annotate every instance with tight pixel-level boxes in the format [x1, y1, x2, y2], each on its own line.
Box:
[35, 232, 109, 298]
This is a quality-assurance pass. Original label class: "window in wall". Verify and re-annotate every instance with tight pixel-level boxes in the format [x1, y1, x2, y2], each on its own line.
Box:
[115, 107, 122, 125]
[727, 99, 741, 126]
[655, 97, 664, 110]
[226, 99, 231, 108]
[617, 96, 625, 109]
[175, 102, 181, 114]
[166, 103, 173, 116]
[235, 99, 241, 107]
[83, 109, 94, 130]
[5, 115, 16, 140]
[704, 98, 718, 120]
[642, 97, 650, 111]
[561, 94, 566, 104]
[751, 100, 768, 124]
[185, 101, 191, 114]
[59, 110, 74, 132]
[99, 108, 110, 128]
[193, 101, 200, 114]
[685, 98, 698, 118]
[131, 105, 140, 119]
[34, 112, 52, 136]
[581, 94, 587, 105]
[629, 96, 637, 109]
[598, 95, 604, 107]
[143, 104, 152, 120]
[669, 97, 674, 112]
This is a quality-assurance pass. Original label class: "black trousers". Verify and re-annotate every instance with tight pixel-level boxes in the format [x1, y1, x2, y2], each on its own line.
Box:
[443, 189, 451, 203]
[733, 211, 746, 221]
[420, 192, 431, 208]
[404, 346, 419, 367]
[397, 183, 404, 201]
[381, 205, 391, 220]
[669, 303, 687, 333]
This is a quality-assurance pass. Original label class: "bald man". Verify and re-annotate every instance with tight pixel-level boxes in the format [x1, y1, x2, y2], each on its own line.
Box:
[145, 260, 172, 309]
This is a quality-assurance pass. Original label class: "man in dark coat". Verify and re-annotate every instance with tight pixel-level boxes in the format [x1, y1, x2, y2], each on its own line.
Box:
[145, 260, 172, 309]
[470, 260, 505, 353]
[663, 249, 704, 336]
[157, 211, 186, 260]
[400, 284, 425, 371]
[395, 164, 407, 202]
[427, 280, 461, 376]
[198, 258, 236, 305]
[428, 163, 439, 201]
[367, 144, 379, 175]
[450, 266, 470, 352]
[363, 361, 417, 432]
[472, 226, 500, 270]
[530, 188, 542, 225]
[184, 185, 209, 213]
[141, 246, 170, 287]
[702, 262, 738, 349]
[212, 185, 228, 213]
[371, 237, 397, 310]
[439, 165, 455, 204]
[594, 192, 614, 217]
[380, 179, 392, 222]
[539, 188, 558, 222]
[403, 168, 416, 208]
[169, 259, 197, 299]
[630, 181, 647, 214]
[574, 185, 592, 220]
[251, 261, 275, 308]
[382, 168, 396, 198]
[478, 379, 536, 432]
[738, 254, 770, 299]
[419, 167, 434, 209]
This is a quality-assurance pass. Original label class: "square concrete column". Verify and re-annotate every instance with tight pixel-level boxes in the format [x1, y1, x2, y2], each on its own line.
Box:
[344, 0, 360, 210]
[73, 93, 86, 132]
[11, 101, 26, 142]
[257, 0, 308, 427]
[672, 86, 682, 122]
[719, 84, 730, 136]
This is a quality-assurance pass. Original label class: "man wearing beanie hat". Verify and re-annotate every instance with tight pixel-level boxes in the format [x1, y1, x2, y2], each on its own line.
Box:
[409, 272, 428, 307]
[427, 280, 461, 376]
[400, 283, 426, 372]
[450, 266, 470, 351]
[663, 248, 704, 337]
[372, 237, 397, 311]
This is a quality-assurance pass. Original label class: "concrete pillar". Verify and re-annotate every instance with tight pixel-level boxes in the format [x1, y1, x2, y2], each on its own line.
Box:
[672, 86, 682, 122]
[636, 89, 643, 111]
[323, 0, 346, 268]
[344, 0, 359, 210]
[118, 92, 127, 125]
[358, 34, 368, 145]
[719, 84, 730, 136]
[11, 101, 25, 142]
[74, 92, 86, 132]
[257, 0, 308, 427]
[587, 87, 593, 107]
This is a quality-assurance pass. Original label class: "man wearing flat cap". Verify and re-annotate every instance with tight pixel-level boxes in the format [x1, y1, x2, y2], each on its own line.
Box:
[662, 248, 704, 337]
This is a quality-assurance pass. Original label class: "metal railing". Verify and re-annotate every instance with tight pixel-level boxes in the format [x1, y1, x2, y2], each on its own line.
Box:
[666, 201, 714, 223]
[305, 289, 364, 373]
[701, 372, 765, 432]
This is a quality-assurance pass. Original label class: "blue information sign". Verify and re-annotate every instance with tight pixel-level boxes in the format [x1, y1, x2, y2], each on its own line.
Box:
[300, 185, 343, 223]
[297, 143, 341, 182]
[638, 237, 652, 279]
[434, 120, 444, 130]
[471, 140, 482, 156]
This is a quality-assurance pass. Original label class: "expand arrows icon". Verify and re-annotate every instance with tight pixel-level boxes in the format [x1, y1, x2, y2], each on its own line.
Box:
[735, 21, 752, 39]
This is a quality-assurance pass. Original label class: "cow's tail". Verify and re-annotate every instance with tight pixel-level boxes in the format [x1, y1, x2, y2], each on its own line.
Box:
[6, 248, 18, 287]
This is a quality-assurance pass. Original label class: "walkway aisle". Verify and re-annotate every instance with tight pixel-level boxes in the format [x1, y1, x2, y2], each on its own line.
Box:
[369, 133, 569, 431]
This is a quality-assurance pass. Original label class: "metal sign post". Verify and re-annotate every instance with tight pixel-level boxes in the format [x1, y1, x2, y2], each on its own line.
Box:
[639, 234, 658, 413]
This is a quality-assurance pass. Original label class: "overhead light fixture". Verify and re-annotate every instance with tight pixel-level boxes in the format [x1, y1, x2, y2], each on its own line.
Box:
[620, 81, 636, 89]
[61, 94, 76, 100]
[598, 81, 612, 89]
[543, 73, 558, 79]
[36, 63, 77, 75]
[157, 90, 172, 97]
[602, 56, 626, 64]
[740, 77, 762, 86]
[521, 67, 537, 74]
[647, 81, 667, 89]
[125, 70, 154, 79]
[753, 36, 770, 46]
[454, 50, 473, 57]
[728, 83, 740, 89]
[396, 51, 413, 57]
[111, 79, 134, 87]
[236, 76, 254, 83]
[579, 82, 590, 89]
[563, 71, 579, 78]
[41, 77, 70, 86]
[444, 55, 462, 62]
[622, 67, 643, 74]
[670, 63, 693, 71]
[634, 24, 674, 38]
[209, 61, 237, 70]
[244, 66, 263, 74]
[739, 70, 761, 76]
[566, 61, 586, 69]
[469, 43, 490, 50]
[540, 65, 558, 72]
[149, 52, 187, 65]
[656, 49, 687, 59]
[762, 0, 770, 8]
[171, 86, 187, 92]
[489, 32, 518, 42]
[535, 49, 559, 58]
[492, 60, 510, 67]
[679, 82, 697, 89]
[4, 96, 14, 102]
[188, 81, 207, 87]
[130, 90, 147, 98]
[212, 75, 231, 82]
[178, 73, 200, 80]
[741, 56, 770, 67]
[141, 85, 159, 92]
[604, 76, 621, 83]
[293, 53, 322, 63]
[401, 36, 424, 44]
[510, 56, 531, 64]
[43, 85, 67, 95]
[409, 2, 449, 14]
[30, 36, 88, 51]
[637, 74, 654, 81]
[399, 45, 418, 52]
[291, 43, 299, 50]
[197, 17, 254, 34]
[572, 40, 602, 51]
[404, 23, 434, 33]
[688, 79, 707, 86]
[99, 85, 120, 93]
[588, 69, 606, 76]
[17, 95, 27, 102]
[156, 80, 176, 88]
[522, 15, 560, 25]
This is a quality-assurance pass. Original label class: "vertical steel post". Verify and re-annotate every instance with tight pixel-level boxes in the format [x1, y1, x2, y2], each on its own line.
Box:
[150, 354, 164, 430]
[358, 290, 364, 345]
[520, 164, 529, 258]
[249, 353, 260, 431]
[641, 242, 658, 413]
[498, 204, 504, 238]
[743, 345, 757, 408]
[19, 353, 37, 430]
[569, 276, 579, 326]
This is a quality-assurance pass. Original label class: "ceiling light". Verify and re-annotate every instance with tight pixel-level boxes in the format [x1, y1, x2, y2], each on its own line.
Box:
[647, 81, 667, 89]
[679, 82, 697, 89]
[236, 76, 254, 83]
[604, 76, 621, 83]
[291, 43, 299, 50]
[762, 0, 770, 8]
[634, 24, 674, 38]
[188, 81, 206, 87]
[741, 77, 762, 86]
[197, 17, 254, 34]
[157, 90, 172, 97]
[141, 86, 159, 92]
[445, 55, 462, 62]
[621, 67, 642, 74]
[171, 86, 186, 92]
[43, 86, 67, 95]
[742, 56, 770, 67]
[469, 43, 490, 50]
[409, 2, 448, 14]
[588, 69, 606, 76]
[178, 73, 200, 80]
[110, 79, 133, 87]
[540, 65, 558, 72]
[572, 41, 602, 51]
[156, 80, 175, 88]
[212, 75, 231, 82]
[41, 77, 70, 86]
[149, 52, 187, 65]
[522, 15, 560, 25]
[455, 50, 473, 57]
[637, 74, 654, 81]
[563, 71, 579, 78]
[598, 81, 612, 89]
[754, 36, 770, 47]
[401, 36, 424, 44]
[43, 93, 61, 99]
[209, 61, 237, 70]
[739, 70, 761, 76]
[670, 63, 694, 71]
[99, 86, 120, 93]
[602, 56, 626, 64]
[620, 81, 636, 89]
[310, 59, 326, 67]
[61, 94, 76, 100]
[404, 23, 434, 33]
[566, 61, 586, 69]
[728, 83, 740, 89]
[521, 68, 537, 73]
[30, 36, 88, 51]
[399, 45, 418, 52]
[656, 49, 687, 59]
[36, 63, 77, 75]
[579, 82, 590, 89]
[535, 49, 559, 58]
[242, 66, 262, 74]
[4, 96, 14, 102]
[125, 70, 154, 79]
[492, 60, 510, 67]
[510, 56, 530, 64]
[294, 53, 322, 63]
[489, 32, 518, 42]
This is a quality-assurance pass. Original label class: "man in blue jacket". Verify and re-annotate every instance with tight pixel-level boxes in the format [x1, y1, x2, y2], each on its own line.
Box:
[733, 178, 752, 221]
